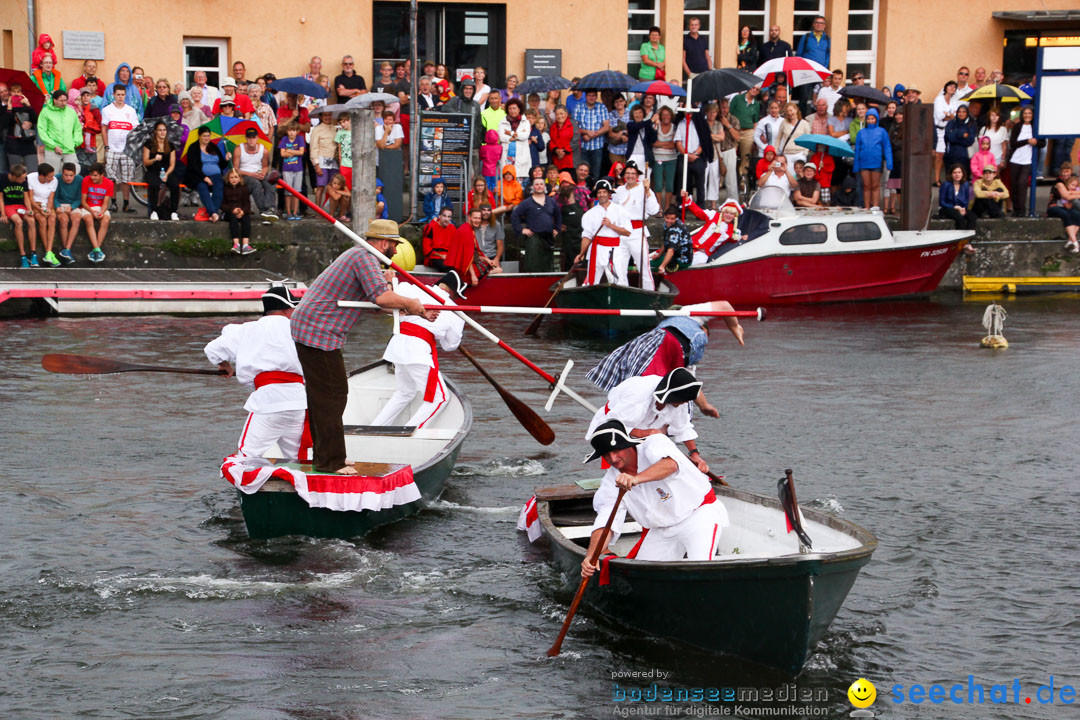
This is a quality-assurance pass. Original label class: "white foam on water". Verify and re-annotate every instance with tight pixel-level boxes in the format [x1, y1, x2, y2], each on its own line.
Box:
[452, 458, 547, 477]
[808, 495, 845, 515]
[428, 499, 519, 514]
[44, 569, 369, 600]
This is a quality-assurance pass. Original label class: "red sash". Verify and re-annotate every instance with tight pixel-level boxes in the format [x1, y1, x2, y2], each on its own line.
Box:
[630, 220, 644, 229]
[400, 322, 440, 402]
[254, 371, 304, 388]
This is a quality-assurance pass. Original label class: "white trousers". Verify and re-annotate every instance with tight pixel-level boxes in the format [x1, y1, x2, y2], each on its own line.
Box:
[691, 250, 712, 266]
[236, 409, 306, 460]
[587, 242, 622, 285]
[705, 158, 722, 202]
[622, 229, 655, 290]
[634, 502, 728, 561]
[721, 147, 738, 200]
[370, 362, 448, 428]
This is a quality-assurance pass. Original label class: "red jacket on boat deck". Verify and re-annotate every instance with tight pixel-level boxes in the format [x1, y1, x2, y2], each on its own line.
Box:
[447, 222, 482, 278]
[682, 197, 740, 256]
[421, 220, 457, 265]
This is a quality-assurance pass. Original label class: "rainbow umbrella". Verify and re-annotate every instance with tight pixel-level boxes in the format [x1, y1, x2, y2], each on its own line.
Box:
[182, 116, 272, 160]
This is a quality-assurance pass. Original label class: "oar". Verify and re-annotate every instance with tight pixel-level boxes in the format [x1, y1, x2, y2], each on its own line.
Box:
[457, 346, 554, 445]
[42, 353, 226, 376]
[339, 301, 764, 320]
[524, 263, 580, 336]
[706, 469, 730, 487]
[548, 486, 627, 657]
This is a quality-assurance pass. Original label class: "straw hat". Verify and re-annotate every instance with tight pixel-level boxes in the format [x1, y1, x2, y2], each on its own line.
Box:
[364, 218, 405, 242]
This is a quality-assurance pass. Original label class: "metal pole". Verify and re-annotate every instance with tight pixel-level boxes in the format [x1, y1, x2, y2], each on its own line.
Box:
[409, 0, 420, 220]
[26, 0, 36, 67]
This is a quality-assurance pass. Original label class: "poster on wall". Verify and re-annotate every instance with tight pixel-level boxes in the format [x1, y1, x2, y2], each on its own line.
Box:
[62, 31, 105, 60]
[416, 111, 472, 220]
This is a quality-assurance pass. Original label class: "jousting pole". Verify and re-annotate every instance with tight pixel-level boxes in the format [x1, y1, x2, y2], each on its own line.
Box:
[339, 302, 765, 321]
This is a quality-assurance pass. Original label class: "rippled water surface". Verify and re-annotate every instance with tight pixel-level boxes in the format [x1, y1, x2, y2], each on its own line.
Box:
[1, 297, 1077, 719]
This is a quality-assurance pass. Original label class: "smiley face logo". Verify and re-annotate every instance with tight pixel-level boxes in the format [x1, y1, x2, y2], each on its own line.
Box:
[848, 678, 876, 708]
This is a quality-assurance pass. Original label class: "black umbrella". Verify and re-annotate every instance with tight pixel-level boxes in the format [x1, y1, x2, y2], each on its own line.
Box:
[516, 75, 573, 96]
[573, 69, 636, 93]
[269, 76, 327, 99]
[838, 85, 891, 106]
[122, 118, 188, 161]
[690, 67, 761, 105]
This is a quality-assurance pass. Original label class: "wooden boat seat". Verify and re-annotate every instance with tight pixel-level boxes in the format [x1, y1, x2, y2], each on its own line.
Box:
[343, 424, 458, 441]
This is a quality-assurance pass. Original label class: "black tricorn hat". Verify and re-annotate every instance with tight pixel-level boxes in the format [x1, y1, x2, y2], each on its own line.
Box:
[653, 367, 702, 405]
[584, 419, 642, 463]
[262, 283, 300, 312]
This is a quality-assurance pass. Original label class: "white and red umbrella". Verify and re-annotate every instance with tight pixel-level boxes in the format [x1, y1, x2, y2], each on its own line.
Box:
[753, 57, 831, 88]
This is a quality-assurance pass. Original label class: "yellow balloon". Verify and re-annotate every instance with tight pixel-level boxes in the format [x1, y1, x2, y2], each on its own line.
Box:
[848, 678, 877, 709]
[391, 240, 416, 271]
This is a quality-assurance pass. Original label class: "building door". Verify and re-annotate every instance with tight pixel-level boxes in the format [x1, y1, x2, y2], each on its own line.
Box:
[373, 2, 506, 86]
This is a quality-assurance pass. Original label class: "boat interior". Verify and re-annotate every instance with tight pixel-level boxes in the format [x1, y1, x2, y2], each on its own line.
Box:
[549, 487, 864, 561]
[267, 362, 466, 470]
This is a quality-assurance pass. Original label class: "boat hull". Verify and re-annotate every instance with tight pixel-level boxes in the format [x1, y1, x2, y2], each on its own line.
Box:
[665, 239, 965, 306]
[538, 485, 876, 674]
[554, 280, 678, 337]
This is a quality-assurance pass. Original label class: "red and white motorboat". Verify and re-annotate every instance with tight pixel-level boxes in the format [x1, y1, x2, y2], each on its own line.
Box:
[405, 188, 972, 307]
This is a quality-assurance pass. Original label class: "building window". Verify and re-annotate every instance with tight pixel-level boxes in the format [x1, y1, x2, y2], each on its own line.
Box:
[846, 0, 879, 86]
[684, 0, 715, 69]
[183, 37, 227, 89]
[628, 0, 661, 78]
[738, 0, 771, 43]
[792, 0, 825, 50]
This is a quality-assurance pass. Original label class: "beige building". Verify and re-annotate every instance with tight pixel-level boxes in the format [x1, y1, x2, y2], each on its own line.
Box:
[2, 1, 1078, 98]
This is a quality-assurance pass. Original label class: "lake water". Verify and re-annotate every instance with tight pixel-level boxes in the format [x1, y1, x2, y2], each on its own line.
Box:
[1, 296, 1077, 719]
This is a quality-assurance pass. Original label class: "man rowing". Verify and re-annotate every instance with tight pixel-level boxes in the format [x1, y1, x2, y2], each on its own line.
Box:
[290, 219, 438, 475]
[205, 284, 307, 487]
[580, 419, 728, 578]
[586, 367, 712, 473]
[575, 178, 633, 286]
[612, 161, 660, 289]
[370, 270, 466, 428]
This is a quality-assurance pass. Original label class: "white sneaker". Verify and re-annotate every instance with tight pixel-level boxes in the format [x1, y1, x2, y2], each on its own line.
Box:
[149, 211, 159, 220]
[170, 212, 179, 221]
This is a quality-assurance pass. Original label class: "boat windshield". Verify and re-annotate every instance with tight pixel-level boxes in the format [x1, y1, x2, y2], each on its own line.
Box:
[747, 187, 796, 218]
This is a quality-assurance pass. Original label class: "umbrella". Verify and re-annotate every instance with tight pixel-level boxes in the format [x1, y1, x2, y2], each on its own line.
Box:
[0, 68, 45, 112]
[754, 57, 831, 88]
[344, 92, 399, 108]
[794, 133, 854, 158]
[122, 118, 189, 161]
[838, 85, 891, 105]
[516, 75, 573, 96]
[689, 68, 761, 105]
[628, 80, 686, 97]
[573, 69, 636, 92]
[181, 116, 271, 161]
[960, 83, 1031, 103]
[269, 76, 327, 99]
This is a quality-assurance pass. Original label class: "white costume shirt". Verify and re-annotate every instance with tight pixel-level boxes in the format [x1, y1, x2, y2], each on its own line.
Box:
[382, 282, 464, 368]
[590, 434, 714, 537]
[587, 375, 697, 444]
[674, 118, 702, 155]
[204, 314, 306, 414]
[581, 201, 634, 242]
[612, 183, 661, 237]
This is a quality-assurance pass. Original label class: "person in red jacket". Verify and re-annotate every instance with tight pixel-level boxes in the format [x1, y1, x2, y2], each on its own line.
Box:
[31, 34, 57, 71]
[548, 105, 575, 171]
[421, 206, 458, 272]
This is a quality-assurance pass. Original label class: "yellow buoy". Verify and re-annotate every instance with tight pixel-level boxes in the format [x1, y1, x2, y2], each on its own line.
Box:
[391, 240, 417, 271]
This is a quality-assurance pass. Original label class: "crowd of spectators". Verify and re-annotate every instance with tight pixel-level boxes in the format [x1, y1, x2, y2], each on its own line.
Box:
[3, 22, 1078, 270]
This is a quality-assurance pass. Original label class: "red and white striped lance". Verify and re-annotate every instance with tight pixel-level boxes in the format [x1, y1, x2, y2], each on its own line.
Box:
[339, 301, 766, 321]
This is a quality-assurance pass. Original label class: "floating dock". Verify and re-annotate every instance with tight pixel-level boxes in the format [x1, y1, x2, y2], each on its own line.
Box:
[0, 269, 305, 316]
[963, 276, 1080, 295]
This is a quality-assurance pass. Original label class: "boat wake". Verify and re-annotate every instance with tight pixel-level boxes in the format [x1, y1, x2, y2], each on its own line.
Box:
[428, 499, 518, 514]
[806, 496, 845, 515]
[41, 568, 374, 600]
[452, 457, 547, 477]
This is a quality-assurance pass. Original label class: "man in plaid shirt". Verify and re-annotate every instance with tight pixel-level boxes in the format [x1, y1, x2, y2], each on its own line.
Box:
[291, 219, 438, 475]
[573, 91, 610, 180]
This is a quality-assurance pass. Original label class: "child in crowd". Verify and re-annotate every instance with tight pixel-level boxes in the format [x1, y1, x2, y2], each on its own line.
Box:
[809, 145, 835, 205]
[480, 129, 502, 193]
[278, 122, 307, 220]
[793, 162, 822, 207]
[970, 136, 997, 180]
[335, 114, 353, 189]
[76, 89, 102, 175]
[9, 82, 28, 108]
[527, 112, 547, 168]
[375, 110, 404, 160]
[309, 109, 338, 208]
[1, 164, 38, 268]
[54, 162, 82, 264]
[545, 164, 560, 195]
[972, 166, 1009, 219]
[80, 162, 113, 262]
[755, 146, 777, 180]
[324, 173, 350, 222]
[375, 177, 388, 220]
[221, 168, 255, 255]
[422, 177, 452, 223]
[497, 164, 523, 210]
[27, 163, 59, 266]
[1069, 176, 1080, 212]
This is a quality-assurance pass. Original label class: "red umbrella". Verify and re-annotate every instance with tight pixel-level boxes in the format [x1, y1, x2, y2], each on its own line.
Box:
[0, 68, 45, 112]
[753, 57, 831, 88]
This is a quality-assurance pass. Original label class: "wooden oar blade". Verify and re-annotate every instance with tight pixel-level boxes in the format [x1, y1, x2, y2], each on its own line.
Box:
[524, 313, 545, 336]
[499, 387, 556, 445]
[42, 353, 138, 375]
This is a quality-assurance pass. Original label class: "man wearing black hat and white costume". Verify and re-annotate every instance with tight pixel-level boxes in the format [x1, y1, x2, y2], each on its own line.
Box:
[612, 161, 661, 290]
[586, 367, 711, 473]
[575, 178, 633, 286]
[206, 284, 308, 482]
[580, 419, 728, 577]
[370, 271, 466, 429]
